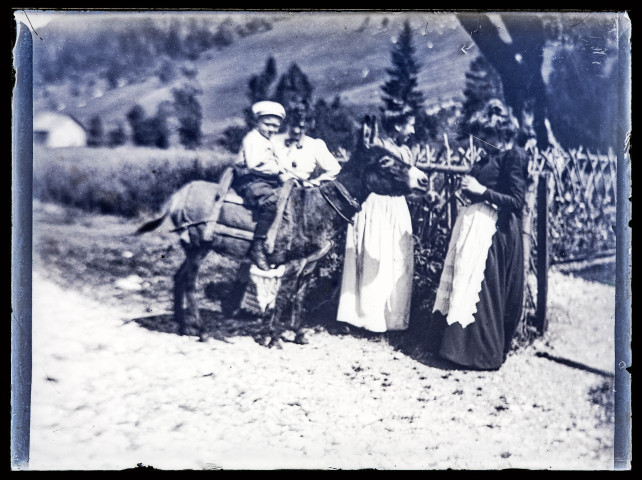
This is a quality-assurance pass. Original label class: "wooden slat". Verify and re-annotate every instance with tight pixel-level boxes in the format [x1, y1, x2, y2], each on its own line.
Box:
[203, 167, 235, 241]
[536, 172, 550, 334]
[211, 224, 254, 241]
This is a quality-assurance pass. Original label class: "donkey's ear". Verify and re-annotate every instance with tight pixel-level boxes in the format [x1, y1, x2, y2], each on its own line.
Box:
[370, 115, 379, 144]
[361, 115, 374, 149]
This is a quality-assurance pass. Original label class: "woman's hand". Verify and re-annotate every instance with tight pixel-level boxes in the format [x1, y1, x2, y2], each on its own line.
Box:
[461, 175, 487, 195]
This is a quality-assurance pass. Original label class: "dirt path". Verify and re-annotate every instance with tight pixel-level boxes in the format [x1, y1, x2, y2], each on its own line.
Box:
[28, 268, 615, 470]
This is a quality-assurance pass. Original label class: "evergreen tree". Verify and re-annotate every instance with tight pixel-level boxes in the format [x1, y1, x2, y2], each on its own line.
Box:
[274, 63, 314, 119]
[458, 55, 505, 139]
[164, 20, 183, 59]
[219, 56, 278, 153]
[546, 36, 618, 150]
[248, 56, 277, 104]
[87, 115, 105, 147]
[380, 19, 425, 135]
[107, 122, 127, 147]
[126, 104, 170, 149]
[310, 96, 357, 155]
[126, 105, 147, 146]
[173, 82, 203, 149]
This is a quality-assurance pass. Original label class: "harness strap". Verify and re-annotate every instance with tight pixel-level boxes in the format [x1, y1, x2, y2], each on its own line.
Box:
[319, 181, 361, 225]
[331, 180, 361, 212]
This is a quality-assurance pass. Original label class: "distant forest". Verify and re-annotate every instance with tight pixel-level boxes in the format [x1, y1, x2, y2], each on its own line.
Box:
[35, 15, 276, 89]
[33, 13, 623, 153]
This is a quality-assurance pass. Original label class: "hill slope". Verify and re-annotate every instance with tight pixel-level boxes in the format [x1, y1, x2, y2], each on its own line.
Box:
[32, 11, 477, 142]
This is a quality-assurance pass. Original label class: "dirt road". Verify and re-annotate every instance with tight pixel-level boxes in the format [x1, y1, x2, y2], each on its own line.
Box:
[25, 202, 616, 470]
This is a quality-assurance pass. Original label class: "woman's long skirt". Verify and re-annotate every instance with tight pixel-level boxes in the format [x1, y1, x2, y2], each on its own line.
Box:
[427, 211, 525, 370]
[337, 193, 414, 332]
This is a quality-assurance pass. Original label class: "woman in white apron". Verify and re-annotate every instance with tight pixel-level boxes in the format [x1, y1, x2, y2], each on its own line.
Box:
[337, 114, 417, 332]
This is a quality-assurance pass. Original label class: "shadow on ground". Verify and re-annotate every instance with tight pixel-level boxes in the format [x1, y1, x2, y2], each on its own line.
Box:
[130, 308, 270, 344]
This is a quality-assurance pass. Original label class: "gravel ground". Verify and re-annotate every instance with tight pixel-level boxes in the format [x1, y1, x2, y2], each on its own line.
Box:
[24, 202, 617, 470]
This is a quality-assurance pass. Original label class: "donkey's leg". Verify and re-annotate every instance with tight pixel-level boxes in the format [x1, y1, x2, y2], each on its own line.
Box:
[183, 247, 210, 341]
[291, 274, 312, 345]
[264, 295, 288, 349]
[174, 252, 190, 336]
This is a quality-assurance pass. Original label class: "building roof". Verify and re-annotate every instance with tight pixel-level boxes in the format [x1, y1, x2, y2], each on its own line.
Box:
[33, 111, 86, 132]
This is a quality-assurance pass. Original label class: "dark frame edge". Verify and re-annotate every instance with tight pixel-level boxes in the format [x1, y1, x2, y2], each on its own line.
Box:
[614, 10, 632, 472]
[11, 20, 34, 470]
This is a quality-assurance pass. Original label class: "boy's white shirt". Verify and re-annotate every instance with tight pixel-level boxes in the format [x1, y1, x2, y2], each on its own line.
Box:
[236, 129, 283, 176]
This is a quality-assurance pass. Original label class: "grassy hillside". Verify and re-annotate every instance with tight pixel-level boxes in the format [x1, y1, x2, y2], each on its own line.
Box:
[32, 11, 477, 144]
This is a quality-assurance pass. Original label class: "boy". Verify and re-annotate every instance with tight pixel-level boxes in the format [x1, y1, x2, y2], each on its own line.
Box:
[234, 101, 287, 270]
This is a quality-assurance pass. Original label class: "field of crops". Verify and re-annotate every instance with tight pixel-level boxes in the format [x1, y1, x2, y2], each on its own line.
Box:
[33, 145, 235, 218]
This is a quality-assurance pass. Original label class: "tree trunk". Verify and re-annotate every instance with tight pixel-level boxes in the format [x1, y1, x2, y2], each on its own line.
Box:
[457, 13, 550, 149]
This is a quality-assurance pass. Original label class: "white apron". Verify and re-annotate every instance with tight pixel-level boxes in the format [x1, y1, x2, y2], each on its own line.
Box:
[337, 193, 414, 332]
[432, 202, 498, 328]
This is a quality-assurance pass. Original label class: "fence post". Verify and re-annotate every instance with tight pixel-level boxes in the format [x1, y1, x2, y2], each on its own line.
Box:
[535, 172, 550, 334]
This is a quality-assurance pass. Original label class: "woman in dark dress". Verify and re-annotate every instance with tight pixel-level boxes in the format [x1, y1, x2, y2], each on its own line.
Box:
[426, 98, 529, 370]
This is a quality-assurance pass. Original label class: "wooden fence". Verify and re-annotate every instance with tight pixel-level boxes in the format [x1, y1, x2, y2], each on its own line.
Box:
[407, 135, 617, 340]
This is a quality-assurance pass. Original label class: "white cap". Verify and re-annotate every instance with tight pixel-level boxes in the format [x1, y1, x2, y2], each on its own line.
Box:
[251, 101, 286, 120]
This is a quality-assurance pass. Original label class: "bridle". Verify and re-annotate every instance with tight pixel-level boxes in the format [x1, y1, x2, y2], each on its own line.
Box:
[318, 180, 361, 225]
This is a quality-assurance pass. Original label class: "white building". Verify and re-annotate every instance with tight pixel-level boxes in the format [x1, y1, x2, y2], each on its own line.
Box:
[33, 111, 87, 148]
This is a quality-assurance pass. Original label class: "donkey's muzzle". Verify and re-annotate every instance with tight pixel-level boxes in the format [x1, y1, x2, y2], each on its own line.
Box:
[409, 165, 429, 192]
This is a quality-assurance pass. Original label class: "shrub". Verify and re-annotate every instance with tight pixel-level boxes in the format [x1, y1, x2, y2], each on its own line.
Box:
[33, 146, 235, 218]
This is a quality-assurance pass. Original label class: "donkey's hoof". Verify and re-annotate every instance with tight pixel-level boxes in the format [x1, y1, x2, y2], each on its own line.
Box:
[293, 332, 309, 345]
[268, 337, 284, 349]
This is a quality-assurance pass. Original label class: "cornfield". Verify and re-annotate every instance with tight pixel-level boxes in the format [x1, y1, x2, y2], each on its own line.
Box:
[406, 135, 617, 343]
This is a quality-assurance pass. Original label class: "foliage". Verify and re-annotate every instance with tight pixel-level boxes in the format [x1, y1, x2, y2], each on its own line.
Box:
[211, 20, 235, 50]
[419, 102, 464, 145]
[309, 96, 358, 156]
[107, 122, 128, 147]
[219, 57, 357, 155]
[458, 12, 621, 151]
[379, 19, 425, 138]
[87, 115, 105, 147]
[459, 55, 505, 139]
[217, 125, 249, 155]
[273, 63, 315, 117]
[541, 147, 617, 263]
[156, 57, 179, 85]
[34, 16, 269, 90]
[172, 82, 204, 150]
[236, 18, 273, 38]
[33, 146, 234, 218]
[546, 37, 619, 151]
[248, 56, 278, 105]
[126, 105, 170, 149]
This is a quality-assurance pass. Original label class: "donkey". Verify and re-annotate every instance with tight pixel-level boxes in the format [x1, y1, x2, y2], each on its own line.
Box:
[136, 116, 428, 345]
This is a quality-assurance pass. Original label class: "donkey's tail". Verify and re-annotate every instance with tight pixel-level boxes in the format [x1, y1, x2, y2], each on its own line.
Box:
[134, 182, 194, 236]
[135, 211, 168, 235]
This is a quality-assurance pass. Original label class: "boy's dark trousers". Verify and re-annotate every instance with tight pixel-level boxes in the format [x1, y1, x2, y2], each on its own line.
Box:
[233, 172, 282, 269]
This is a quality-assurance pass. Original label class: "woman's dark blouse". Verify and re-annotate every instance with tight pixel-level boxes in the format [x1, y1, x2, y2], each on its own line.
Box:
[465, 147, 528, 224]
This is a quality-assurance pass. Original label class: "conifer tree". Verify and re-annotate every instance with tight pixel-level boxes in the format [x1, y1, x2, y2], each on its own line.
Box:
[107, 122, 127, 147]
[173, 82, 203, 149]
[248, 56, 277, 104]
[458, 55, 505, 139]
[87, 115, 105, 147]
[274, 63, 314, 119]
[380, 19, 425, 135]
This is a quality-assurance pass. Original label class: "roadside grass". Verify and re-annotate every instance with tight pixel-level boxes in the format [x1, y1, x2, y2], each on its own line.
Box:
[33, 145, 235, 218]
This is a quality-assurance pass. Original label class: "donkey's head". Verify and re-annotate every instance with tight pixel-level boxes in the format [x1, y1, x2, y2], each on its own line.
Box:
[349, 115, 428, 197]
